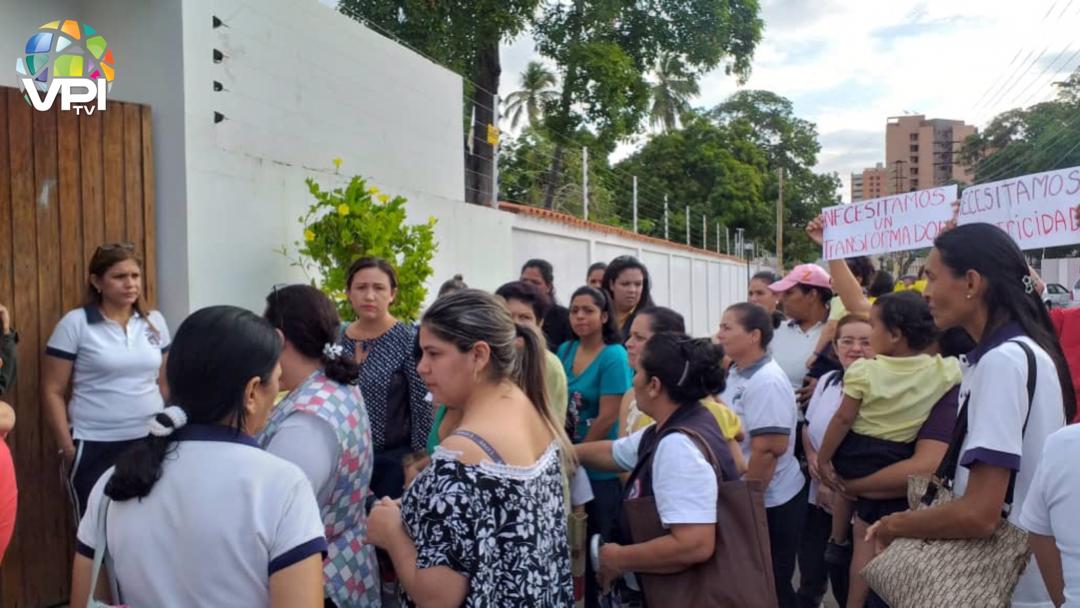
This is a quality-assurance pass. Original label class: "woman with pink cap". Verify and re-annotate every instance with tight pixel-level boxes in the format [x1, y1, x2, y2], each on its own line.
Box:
[766, 264, 834, 398]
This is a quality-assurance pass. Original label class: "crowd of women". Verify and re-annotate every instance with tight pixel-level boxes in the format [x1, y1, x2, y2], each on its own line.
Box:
[0, 206, 1077, 608]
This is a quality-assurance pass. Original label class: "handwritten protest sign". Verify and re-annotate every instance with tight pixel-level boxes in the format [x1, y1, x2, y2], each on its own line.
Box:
[821, 185, 957, 260]
[957, 166, 1080, 249]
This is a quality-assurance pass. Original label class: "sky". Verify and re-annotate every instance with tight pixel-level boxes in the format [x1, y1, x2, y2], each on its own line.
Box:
[499, 0, 1080, 201]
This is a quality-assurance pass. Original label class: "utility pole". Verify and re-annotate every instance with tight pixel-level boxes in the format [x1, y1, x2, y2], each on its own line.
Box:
[702, 215, 707, 250]
[582, 147, 589, 220]
[632, 176, 638, 233]
[776, 167, 784, 269]
[663, 195, 669, 240]
[726, 227, 730, 255]
[716, 222, 721, 254]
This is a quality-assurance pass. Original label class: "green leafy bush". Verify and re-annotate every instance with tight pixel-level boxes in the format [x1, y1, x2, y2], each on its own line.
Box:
[287, 175, 437, 323]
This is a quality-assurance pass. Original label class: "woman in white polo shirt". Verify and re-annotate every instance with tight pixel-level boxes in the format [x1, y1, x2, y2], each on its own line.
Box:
[69, 305, 327, 608]
[716, 302, 805, 608]
[868, 223, 1077, 608]
[41, 243, 170, 518]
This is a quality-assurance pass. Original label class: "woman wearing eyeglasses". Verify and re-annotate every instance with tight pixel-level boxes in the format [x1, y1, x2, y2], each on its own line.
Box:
[41, 242, 170, 518]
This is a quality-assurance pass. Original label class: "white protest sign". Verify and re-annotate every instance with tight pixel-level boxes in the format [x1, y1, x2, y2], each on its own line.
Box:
[958, 165, 1080, 249]
[821, 185, 957, 260]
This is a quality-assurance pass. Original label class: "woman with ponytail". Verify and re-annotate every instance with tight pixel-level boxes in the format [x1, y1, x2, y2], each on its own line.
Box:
[868, 223, 1076, 608]
[259, 284, 378, 607]
[367, 289, 573, 606]
[70, 306, 326, 608]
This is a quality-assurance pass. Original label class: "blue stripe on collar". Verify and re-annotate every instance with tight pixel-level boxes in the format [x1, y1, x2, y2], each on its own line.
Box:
[83, 305, 147, 325]
[735, 355, 773, 378]
[174, 423, 260, 448]
[83, 305, 105, 324]
[966, 322, 1025, 365]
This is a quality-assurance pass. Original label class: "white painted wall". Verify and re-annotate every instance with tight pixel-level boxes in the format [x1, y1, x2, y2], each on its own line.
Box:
[175, 0, 466, 319]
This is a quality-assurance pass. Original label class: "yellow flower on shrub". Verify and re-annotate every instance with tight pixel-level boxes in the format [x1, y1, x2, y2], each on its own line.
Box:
[337, 204, 350, 217]
[332, 157, 343, 170]
[304, 229, 315, 242]
[378, 193, 390, 203]
[368, 186, 379, 195]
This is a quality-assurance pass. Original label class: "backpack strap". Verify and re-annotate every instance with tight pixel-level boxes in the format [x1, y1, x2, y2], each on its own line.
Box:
[925, 339, 1036, 509]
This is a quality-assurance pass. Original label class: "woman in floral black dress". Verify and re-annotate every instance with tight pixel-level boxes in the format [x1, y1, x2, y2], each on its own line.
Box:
[367, 289, 574, 606]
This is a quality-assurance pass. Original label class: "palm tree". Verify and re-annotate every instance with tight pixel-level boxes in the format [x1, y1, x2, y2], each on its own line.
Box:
[503, 61, 558, 130]
[649, 54, 700, 132]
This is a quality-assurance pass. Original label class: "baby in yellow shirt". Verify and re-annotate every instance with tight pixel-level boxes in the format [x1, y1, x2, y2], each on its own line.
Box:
[816, 291, 962, 607]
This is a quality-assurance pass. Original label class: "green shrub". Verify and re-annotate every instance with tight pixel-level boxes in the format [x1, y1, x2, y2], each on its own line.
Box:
[286, 175, 437, 323]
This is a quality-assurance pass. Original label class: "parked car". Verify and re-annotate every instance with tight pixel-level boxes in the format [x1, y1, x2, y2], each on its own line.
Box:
[1044, 282, 1073, 308]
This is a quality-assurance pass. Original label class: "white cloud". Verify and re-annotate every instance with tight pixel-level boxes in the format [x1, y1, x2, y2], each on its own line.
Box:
[499, 0, 1080, 201]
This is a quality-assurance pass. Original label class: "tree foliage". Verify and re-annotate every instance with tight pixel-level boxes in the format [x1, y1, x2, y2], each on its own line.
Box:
[708, 91, 841, 262]
[960, 72, 1080, 257]
[962, 73, 1080, 184]
[650, 53, 701, 132]
[500, 90, 839, 263]
[504, 62, 559, 130]
[499, 127, 624, 225]
[289, 176, 438, 323]
[532, 0, 764, 207]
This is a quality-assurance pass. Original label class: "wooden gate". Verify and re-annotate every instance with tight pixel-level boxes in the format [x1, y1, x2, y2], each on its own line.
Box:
[0, 86, 157, 607]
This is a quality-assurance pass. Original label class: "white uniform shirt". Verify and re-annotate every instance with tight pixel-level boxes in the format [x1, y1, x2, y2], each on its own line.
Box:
[612, 427, 718, 526]
[720, 356, 805, 508]
[76, 424, 327, 608]
[805, 371, 845, 506]
[954, 326, 1066, 608]
[1019, 424, 1080, 608]
[46, 306, 170, 441]
[770, 320, 825, 390]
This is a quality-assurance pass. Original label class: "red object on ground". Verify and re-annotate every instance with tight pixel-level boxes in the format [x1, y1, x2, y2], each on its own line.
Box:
[1050, 308, 1080, 423]
[0, 437, 16, 564]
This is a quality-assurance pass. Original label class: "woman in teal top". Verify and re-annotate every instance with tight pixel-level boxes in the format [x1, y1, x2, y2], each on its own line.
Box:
[558, 285, 631, 608]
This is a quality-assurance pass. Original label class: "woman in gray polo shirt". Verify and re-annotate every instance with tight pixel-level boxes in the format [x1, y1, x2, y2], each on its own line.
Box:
[717, 302, 805, 608]
[41, 243, 170, 518]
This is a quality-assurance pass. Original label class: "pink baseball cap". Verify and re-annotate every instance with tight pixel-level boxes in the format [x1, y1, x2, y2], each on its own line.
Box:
[768, 263, 832, 292]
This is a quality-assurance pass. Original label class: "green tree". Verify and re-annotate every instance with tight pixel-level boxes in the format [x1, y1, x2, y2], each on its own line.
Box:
[287, 176, 438, 322]
[960, 72, 1080, 257]
[649, 53, 700, 132]
[962, 73, 1080, 184]
[339, 0, 539, 206]
[709, 90, 840, 263]
[533, 0, 764, 208]
[613, 111, 770, 246]
[499, 127, 623, 225]
[504, 61, 559, 130]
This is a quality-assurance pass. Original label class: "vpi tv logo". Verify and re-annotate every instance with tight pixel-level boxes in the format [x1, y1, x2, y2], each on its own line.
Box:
[15, 20, 116, 114]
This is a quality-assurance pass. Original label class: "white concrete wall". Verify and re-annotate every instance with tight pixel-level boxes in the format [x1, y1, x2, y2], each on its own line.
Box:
[175, 0, 466, 318]
[509, 213, 753, 338]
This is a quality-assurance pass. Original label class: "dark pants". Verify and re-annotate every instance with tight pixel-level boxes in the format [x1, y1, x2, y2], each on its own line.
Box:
[797, 500, 850, 608]
[767, 484, 808, 608]
[67, 438, 141, 520]
[585, 476, 622, 608]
